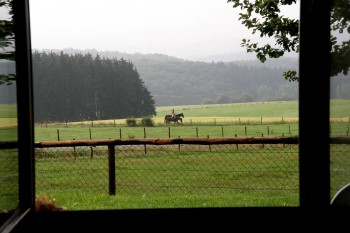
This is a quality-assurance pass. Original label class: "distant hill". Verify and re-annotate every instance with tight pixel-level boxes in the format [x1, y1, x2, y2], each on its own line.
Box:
[36, 48, 298, 68]
[132, 58, 299, 106]
[35, 48, 183, 62]
[32, 49, 300, 106]
[186, 51, 298, 63]
[3, 49, 350, 107]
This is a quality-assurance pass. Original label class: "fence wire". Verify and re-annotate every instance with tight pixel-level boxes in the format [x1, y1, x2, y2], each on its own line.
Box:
[33, 142, 350, 202]
[35, 143, 300, 196]
[0, 148, 18, 211]
[2, 138, 350, 210]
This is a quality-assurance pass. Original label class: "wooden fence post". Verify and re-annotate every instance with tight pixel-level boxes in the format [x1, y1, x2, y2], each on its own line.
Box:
[144, 128, 147, 154]
[73, 139, 76, 159]
[207, 135, 211, 152]
[57, 129, 60, 141]
[90, 146, 93, 159]
[108, 145, 116, 195]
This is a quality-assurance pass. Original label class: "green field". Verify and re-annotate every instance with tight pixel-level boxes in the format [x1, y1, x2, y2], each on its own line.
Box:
[1, 100, 350, 211]
[33, 144, 300, 210]
[0, 104, 17, 119]
[0, 104, 17, 141]
[33, 100, 350, 142]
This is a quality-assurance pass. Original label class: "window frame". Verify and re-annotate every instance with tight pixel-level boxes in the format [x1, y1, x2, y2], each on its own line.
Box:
[1, 0, 336, 231]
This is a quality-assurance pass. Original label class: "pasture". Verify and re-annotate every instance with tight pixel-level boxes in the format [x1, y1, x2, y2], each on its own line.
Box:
[33, 142, 300, 210]
[0, 104, 18, 141]
[33, 100, 350, 142]
[1, 100, 350, 211]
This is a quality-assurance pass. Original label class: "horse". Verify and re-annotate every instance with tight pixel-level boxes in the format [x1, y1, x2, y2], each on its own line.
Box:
[164, 113, 184, 124]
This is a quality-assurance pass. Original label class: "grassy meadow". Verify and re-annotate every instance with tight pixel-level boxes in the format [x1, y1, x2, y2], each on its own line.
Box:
[32, 100, 350, 142]
[1, 100, 350, 211]
[0, 104, 17, 141]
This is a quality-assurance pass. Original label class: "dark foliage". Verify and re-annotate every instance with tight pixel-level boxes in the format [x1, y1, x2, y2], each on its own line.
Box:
[0, 0, 15, 85]
[32, 51, 156, 122]
[227, 0, 350, 81]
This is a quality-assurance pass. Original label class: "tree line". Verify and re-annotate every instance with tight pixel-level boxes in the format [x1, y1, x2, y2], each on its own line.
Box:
[36, 49, 350, 107]
[32, 51, 156, 123]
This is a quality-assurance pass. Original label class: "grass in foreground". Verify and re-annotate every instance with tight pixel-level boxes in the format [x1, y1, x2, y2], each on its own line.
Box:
[34, 145, 300, 210]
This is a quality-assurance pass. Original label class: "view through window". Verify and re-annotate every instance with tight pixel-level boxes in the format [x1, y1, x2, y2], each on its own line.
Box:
[28, 0, 306, 210]
[329, 0, 350, 203]
[0, 0, 18, 216]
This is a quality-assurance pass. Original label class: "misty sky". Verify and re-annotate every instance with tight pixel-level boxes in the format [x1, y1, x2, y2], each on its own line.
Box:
[29, 0, 299, 60]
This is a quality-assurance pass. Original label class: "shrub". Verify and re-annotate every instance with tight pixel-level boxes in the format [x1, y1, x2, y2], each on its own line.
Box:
[140, 117, 154, 127]
[126, 117, 137, 127]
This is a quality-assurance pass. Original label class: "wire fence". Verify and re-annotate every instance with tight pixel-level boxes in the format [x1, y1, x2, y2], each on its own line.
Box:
[35, 138, 299, 196]
[1, 137, 350, 210]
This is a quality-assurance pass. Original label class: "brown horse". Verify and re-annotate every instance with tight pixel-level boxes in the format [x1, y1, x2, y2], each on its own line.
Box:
[164, 113, 184, 124]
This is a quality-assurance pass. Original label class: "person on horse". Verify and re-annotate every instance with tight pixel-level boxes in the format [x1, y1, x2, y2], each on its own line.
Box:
[171, 109, 176, 120]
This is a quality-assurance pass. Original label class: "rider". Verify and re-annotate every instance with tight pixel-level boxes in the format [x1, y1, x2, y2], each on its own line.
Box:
[171, 109, 176, 120]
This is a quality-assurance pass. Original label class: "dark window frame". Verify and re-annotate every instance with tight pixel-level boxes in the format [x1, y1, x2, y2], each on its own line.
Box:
[1, 0, 340, 231]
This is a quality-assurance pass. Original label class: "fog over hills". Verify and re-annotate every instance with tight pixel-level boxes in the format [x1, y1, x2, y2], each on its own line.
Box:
[35, 48, 298, 69]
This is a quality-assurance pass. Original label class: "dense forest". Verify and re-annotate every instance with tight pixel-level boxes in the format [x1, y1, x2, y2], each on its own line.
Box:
[133, 58, 299, 106]
[52, 49, 350, 106]
[32, 51, 156, 122]
[44, 49, 300, 106]
[1, 49, 350, 113]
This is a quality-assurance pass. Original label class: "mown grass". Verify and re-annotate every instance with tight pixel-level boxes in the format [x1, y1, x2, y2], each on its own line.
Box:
[28, 142, 350, 211]
[34, 145, 300, 210]
[1, 100, 350, 211]
[33, 100, 350, 142]
[157, 101, 299, 118]
[34, 121, 350, 142]
[0, 104, 17, 119]
[0, 149, 18, 211]
[34, 124, 301, 142]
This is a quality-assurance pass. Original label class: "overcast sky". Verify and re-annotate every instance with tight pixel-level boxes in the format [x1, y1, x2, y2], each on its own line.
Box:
[29, 0, 299, 60]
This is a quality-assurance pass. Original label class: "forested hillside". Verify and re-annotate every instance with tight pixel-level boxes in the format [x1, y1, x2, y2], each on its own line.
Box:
[133, 59, 299, 106]
[11, 49, 350, 111]
[32, 51, 156, 122]
[42, 49, 299, 106]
